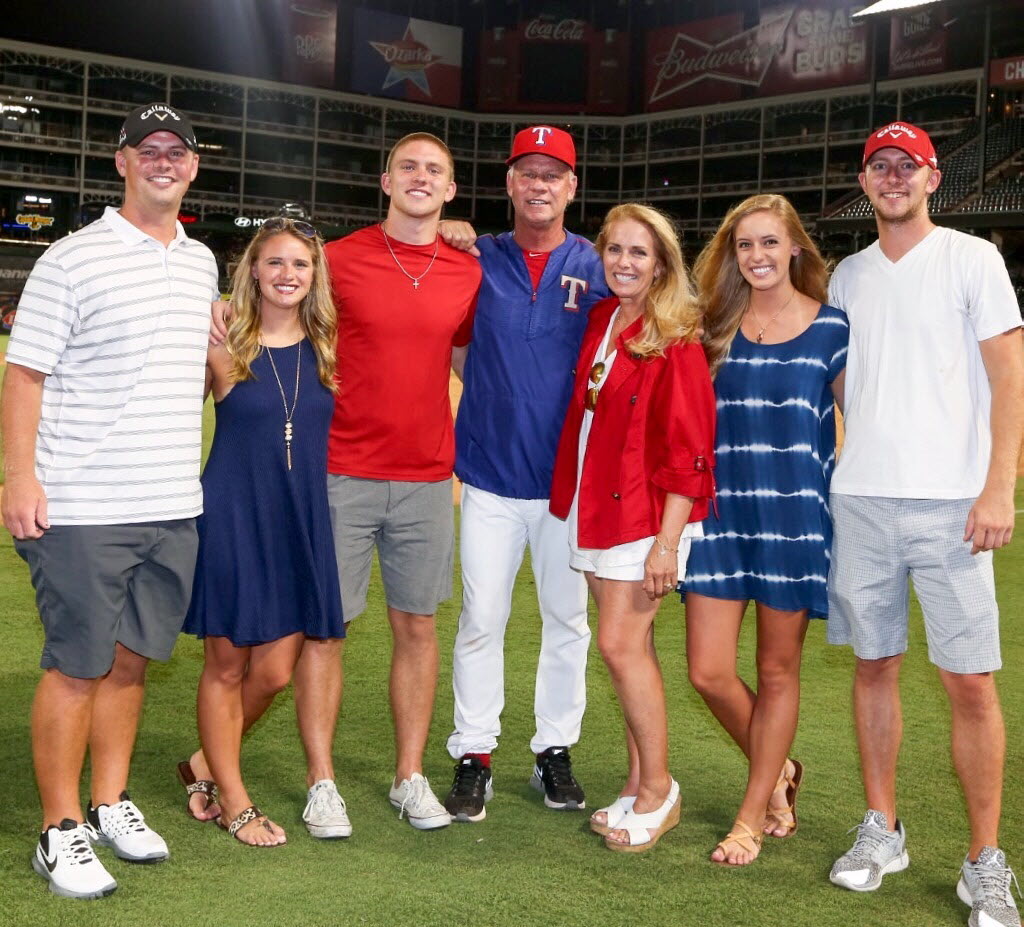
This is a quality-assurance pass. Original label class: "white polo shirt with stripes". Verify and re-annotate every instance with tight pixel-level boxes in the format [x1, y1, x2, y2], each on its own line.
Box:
[7, 206, 219, 525]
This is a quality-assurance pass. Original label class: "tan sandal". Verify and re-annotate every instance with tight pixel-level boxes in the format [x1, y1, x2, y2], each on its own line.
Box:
[764, 758, 803, 838]
[712, 819, 763, 866]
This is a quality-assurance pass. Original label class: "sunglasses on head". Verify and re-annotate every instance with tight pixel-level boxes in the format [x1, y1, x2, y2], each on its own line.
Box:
[261, 217, 320, 239]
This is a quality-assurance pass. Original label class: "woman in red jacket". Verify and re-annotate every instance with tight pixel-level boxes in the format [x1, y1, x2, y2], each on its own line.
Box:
[550, 203, 716, 852]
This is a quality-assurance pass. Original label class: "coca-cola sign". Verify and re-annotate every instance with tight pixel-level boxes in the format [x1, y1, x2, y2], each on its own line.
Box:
[524, 17, 586, 42]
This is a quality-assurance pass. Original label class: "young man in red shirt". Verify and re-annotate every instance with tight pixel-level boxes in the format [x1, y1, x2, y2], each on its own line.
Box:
[208, 133, 480, 834]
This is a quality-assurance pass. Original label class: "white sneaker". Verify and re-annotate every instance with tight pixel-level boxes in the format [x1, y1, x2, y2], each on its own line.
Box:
[86, 792, 169, 862]
[303, 780, 353, 839]
[33, 819, 117, 900]
[388, 773, 450, 830]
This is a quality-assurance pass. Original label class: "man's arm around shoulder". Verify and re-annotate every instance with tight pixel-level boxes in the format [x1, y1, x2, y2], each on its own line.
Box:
[1, 363, 48, 539]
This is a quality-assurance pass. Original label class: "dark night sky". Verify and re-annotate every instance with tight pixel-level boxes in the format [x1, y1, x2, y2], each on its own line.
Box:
[2, 0, 311, 83]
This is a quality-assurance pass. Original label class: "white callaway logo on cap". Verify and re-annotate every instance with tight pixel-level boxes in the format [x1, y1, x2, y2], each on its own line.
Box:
[877, 123, 918, 139]
[139, 104, 182, 122]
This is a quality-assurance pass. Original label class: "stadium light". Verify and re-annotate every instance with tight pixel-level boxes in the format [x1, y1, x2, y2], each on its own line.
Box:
[852, 0, 943, 16]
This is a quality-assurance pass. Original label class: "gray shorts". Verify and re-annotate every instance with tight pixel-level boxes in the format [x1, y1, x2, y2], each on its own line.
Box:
[326, 475, 454, 621]
[827, 495, 1000, 674]
[15, 520, 198, 679]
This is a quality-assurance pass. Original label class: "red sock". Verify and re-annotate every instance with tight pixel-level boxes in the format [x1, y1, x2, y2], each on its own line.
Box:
[465, 752, 491, 768]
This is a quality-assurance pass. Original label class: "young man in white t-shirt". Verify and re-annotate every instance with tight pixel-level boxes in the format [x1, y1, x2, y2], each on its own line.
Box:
[825, 122, 1024, 927]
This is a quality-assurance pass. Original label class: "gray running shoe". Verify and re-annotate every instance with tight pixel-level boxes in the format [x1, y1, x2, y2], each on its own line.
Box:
[829, 810, 909, 891]
[957, 846, 1022, 927]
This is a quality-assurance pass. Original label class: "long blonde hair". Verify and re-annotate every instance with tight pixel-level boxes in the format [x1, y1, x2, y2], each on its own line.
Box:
[693, 194, 829, 375]
[595, 203, 700, 358]
[227, 223, 337, 390]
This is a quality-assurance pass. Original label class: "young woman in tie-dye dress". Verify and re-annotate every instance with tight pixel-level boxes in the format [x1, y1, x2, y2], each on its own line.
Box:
[684, 195, 848, 866]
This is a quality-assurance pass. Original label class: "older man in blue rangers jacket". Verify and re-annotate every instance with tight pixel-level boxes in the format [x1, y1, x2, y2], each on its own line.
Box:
[442, 126, 609, 823]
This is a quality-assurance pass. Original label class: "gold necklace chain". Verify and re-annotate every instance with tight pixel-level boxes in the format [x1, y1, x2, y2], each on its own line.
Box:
[381, 224, 439, 290]
[262, 339, 301, 471]
[749, 288, 797, 344]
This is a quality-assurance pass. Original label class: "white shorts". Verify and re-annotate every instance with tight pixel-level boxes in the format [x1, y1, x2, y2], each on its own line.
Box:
[570, 522, 703, 581]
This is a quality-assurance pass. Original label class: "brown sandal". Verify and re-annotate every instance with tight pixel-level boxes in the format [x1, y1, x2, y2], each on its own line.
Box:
[712, 819, 763, 866]
[225, 805, 285, 846]
[176, 760, 220, 821]
[765, 758, 804, 838]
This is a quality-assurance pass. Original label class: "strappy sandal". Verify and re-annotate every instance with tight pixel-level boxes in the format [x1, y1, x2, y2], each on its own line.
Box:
[764, 758, 804, 838]
[590, 795, 636, 836]
[604, 780, 680, 853]
[176, 760, 219, 821]
[712, 819, 763, 866]
[224, 805, 286, 847]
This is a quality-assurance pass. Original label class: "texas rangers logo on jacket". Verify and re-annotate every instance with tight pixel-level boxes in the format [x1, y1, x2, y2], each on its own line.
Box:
[455, 231, 609, 500]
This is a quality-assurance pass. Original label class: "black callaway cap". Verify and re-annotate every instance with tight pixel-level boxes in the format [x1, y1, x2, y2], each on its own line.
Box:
[118, 103, 198, 152]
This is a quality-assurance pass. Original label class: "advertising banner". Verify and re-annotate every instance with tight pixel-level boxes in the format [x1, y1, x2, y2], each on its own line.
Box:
[990, 55, 1024, 89]
[0, 254, 38, 333]
[281, 1, 337, 89]
[889, 6, 949, 77]
[645, 4, 869, 111]
[478, 17, 629, 114]
[351, 9, 462, 107]
[646, 14, 755, 109]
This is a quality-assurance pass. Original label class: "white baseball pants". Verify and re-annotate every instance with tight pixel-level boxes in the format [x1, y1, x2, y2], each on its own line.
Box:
[447, 483, 591, 758]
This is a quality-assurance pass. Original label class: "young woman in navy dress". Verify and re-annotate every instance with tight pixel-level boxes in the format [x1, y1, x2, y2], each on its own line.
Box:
[684, 195, 848, 865]
[179, 218, 343, 846]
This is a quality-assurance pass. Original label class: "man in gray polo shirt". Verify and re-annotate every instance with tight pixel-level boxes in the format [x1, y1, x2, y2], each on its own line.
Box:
[2, 103, 218, 900]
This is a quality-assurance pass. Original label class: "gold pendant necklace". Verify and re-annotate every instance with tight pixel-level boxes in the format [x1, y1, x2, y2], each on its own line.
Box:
[750, 289, 797, 343]
[263, 340, 301, 471]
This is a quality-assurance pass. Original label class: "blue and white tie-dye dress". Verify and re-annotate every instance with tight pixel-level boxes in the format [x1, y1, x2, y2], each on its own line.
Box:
[684, 304, 849, 619]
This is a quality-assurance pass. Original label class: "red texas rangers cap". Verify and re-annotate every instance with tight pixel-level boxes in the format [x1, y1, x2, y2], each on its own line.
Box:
[862, 122, 937, 169]
[507, 125, 576, 171]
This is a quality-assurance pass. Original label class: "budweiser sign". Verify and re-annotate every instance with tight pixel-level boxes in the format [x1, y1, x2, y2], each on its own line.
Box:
[524, 17, 585, 42]
[649, 10, 793, 104]
[889, 9, 947, 77]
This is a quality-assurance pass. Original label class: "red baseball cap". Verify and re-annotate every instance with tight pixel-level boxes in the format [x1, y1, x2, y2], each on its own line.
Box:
[507, 125, 576, 171]
[862, 122, 937, 169]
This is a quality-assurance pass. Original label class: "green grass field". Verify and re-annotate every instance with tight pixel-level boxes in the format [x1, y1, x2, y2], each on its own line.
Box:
[0, 374, 1022, 926]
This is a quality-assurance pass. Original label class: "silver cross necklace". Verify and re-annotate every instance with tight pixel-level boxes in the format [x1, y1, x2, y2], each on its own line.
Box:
[381, 224, 439, 289]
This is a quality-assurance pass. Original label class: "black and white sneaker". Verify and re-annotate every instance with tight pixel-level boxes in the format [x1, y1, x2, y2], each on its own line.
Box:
[86, 792, 169, 863]
[33, 819, 117, 900]
[530, 747, 586, 811]
[444, 757, 494, 823]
